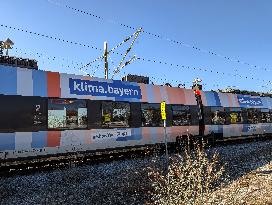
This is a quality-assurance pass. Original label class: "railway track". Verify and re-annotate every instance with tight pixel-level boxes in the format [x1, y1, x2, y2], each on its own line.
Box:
[0, 137, 271, 204]
[0, 138, 272, 204]
[0, 135, 271, 177]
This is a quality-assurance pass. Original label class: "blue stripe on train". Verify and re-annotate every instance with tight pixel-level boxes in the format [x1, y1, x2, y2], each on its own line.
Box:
[128, 128, 142, 140]
[242, 124, 257, 133]
[116, 128, 142, 141]
[114, 97, 140, 102]
[0, 133, 15, 151]
[149, 127, 158, 143]
[213, 92, 221, 107]
[205, 91, 221, 106]
[0, 66, 17, 95]
[32, 131, 47, 148]
[210, 125, 223, 134]
[146, 84, 155, 103]
[32, 70, 47, 97]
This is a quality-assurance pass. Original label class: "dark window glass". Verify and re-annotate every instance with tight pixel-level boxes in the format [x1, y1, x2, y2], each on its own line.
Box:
[141, 103, 163, 127]
[102, 101, 130, 128]
[88, 100, 102, 129]
[189, 105, 199, 126]
[0, 95, 47, 132]
[211, 107, 226, 125]
[228, 107, 243, 124]
[48, 99, 87, 129]
[247, 108, 259, 124]
[261, 109, 270, 123]
[172, 105, 191, 126]
[270, 110, 272, 122]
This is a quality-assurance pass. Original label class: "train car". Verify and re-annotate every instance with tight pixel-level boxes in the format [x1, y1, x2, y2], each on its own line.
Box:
[201, 90, 272, 141]
[0, 61, 199, 160]
[1, 57, 271, 161]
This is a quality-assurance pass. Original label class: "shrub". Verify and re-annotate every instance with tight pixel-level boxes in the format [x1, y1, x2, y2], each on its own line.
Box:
[147, 140, 225, 205]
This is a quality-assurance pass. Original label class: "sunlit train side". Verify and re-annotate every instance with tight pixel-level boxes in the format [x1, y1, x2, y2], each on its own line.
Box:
[201, 91, 272, 141]
[0, 64, 199, 160]
[0, 63, 272, 161]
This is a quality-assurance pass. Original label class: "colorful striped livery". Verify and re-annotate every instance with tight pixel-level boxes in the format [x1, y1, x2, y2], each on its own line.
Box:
[0, 65, 272, 160]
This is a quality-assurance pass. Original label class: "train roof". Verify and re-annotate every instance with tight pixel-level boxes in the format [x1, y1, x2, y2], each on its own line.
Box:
[1, 63, 272, 109]
[201, 90, 272, 109]
[218, 88, 272, 98]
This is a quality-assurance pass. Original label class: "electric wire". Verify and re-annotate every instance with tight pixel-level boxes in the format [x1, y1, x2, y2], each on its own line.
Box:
[112, 28, 142, 78]
[80, 28, 141, 70]
[11, 44, 272, 86]
[12, 47, 83, 68]
[13, 46, 268, 90]
[47, 0, 272, 74]
[0, 24, 102, 51]
[90, 58, 103, 77]
[11, 47, 97, 76]
[137, 56, 272, 84]
[2, 21, 270, 88]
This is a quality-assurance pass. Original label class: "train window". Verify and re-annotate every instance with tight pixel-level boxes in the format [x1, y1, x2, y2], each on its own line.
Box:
[211, 107, 226, 125]
[228, 107, 243, 124]
[102, 101, 130, 128]
[247, 108, 259, 124]
[261, 108, 271, 123]
[172, 105, 191, 126]
[141, 103, 163, 127]
[48, 99, 87, 129]
[270, 110, 272, 122]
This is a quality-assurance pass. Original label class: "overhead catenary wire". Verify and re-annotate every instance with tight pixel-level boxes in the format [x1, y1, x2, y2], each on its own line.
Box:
[90, 58, 103, 77]
[1, 22, 270, 88]
[13, 47, 83, 65]
[149, 76, 191, 87]
[137, 56, 272, 84]
[112, 55, 138, 79]
[80, 28, 142, 71]
[11, 47, 99, 76]
[11, 37, 271, 86]
[47, 0, 272, 74]
[1, 22, 265, 82]
[12, 47, 269, 91]
[108, 54, 116, 70]
[111, 28, 142, 78]
[0, 24, 102, 51]
[126, 73, 237, 90]
[0, 23, 131, 74]
[0, 23, 131, 75]
[12, 47, 85, 68]
[108, 54, 118, 77]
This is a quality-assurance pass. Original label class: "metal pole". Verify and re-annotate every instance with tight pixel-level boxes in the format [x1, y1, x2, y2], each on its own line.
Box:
[164, 119, 169, 165]
[164, 119, 170, 197]
[104, 41, 108, 79]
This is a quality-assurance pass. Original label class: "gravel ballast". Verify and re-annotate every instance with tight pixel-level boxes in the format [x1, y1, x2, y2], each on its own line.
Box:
[0, 139, 272, 205]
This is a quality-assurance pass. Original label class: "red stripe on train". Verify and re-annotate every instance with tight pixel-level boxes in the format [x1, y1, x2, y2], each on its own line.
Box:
[47, 131, 61, 147]
[47, 71, 61, 97]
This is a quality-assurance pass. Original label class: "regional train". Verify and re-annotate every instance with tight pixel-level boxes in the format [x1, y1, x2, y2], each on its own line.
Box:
[0, 56, 272, 161]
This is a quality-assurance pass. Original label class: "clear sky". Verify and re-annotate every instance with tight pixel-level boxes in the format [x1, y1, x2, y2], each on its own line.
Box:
[1, 0, 272, 92]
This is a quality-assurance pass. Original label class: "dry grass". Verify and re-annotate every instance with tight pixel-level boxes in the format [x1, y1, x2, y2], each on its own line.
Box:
[147, 139, 272, 205]
[147, 141, 225, 205]
[207, 162, 272, 205]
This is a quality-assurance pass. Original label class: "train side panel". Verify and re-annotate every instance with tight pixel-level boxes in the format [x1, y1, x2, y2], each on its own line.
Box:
[201, 90, 272, 139]
[1, 127, 196, 160]
[0, 65, 198, 160]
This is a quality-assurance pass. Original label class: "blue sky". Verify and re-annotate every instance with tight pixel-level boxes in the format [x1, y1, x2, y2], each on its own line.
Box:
[1, 0, 272, 92]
